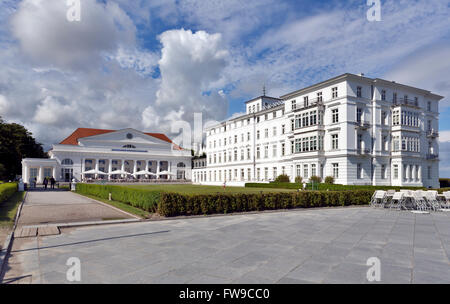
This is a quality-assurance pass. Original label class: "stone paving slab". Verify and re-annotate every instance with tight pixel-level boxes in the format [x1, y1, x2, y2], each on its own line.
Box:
[3, 207, 450, 284]
[38, 226, 60, 237]
[15, 228, 37, 238]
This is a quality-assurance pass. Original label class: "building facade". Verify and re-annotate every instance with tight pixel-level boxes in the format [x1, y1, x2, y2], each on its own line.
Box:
[22, 128, 192, 183]
[193, 73, 443, 188]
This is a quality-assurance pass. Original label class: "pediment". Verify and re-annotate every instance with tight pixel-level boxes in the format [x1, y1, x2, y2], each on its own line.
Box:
[78, 129, 171, 147]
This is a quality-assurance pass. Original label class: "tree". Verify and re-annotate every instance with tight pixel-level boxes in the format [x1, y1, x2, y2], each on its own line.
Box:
[0, 117, 47, 180]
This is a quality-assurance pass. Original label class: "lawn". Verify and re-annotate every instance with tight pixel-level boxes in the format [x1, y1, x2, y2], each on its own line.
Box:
[78, 192, 151, 219]
[0, 191, 25, 227]
[123, 184, 296, 194]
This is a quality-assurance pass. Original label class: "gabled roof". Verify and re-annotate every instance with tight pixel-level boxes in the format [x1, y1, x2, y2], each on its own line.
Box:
[59, 128, 182, 150]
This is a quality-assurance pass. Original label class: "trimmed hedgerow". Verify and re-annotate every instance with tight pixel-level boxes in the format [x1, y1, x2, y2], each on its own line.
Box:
[246, 182, 424, 192]
[76, 183, 160, 212]
[157, 190, 373, 217]
[0, 183, 17, 203]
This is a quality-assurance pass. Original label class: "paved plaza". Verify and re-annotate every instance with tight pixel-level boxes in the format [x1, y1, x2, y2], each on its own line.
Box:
[17, 191, 132, 226]
[3, 207, 450, 284]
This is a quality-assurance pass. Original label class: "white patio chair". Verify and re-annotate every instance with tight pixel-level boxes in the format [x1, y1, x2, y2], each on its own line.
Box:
[441, 192, 450, 210]
[371, 190, 387, 208]
[389, 192, 405, 210]
[424, 191, 441, 211]
[413, 191, 428, 211]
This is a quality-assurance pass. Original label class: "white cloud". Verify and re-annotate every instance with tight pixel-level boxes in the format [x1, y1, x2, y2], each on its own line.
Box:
[142, 29, 229, 131]
[11, 0, 136, 70]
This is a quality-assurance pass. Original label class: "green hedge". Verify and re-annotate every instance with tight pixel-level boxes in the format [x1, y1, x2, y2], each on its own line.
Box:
[246, 182, 424, 192]
[76, 184, 160, 212]
[157, 190, 373, 217]
[0, 183, 18, 203]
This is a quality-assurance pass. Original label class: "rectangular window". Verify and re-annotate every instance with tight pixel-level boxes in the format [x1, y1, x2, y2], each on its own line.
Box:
[381, 165, 386, 179]
[357, 108, 362, 123]
[264, 145, 269, 158]
[291, 100, 297, 111]
[393, 93, 397, 104]
[332, 87, 338, 99]
[247, 148, 251, 160]
[273, 127, 277, 136]
[304, 96, 309, 107]
[282, 125, 285, 134]
[273, 144, 277, 157]
[333, 163, 339, 179]
[332, 134, 339, 150]
[357, 86, 362, 98]
[265, 129, 269, 138]
[393, 165, 399, 179]
[304, 164, 309, 179]
[357, 164, 362, 179]
[311, 164, 317, 177]
[296, 165, 301, 177]
[381, 90, 386, 101]
[256, 147, 260, 159]
[427, 101, 431, 111]
[257, 130, 260, 140]
[332, 108, 339, 123]
[317, 92, 323, 102]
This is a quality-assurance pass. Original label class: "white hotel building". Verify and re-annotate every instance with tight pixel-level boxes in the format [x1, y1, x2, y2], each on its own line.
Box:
[193, 73, 443, 188]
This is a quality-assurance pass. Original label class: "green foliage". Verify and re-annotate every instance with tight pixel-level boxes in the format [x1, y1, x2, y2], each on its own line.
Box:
[76, 184, 160, 212]
[0, 117, 47, 180]
[246, 182, 424, 192]
[295, 176, 303, 184]
[310, 176, 322, 183]
[324, 176, 335, 184]
[0, 182, 18, 203]
[274, 174, 290, 183]
[157, 190, 373, 217]
[440, 178, 450, 188]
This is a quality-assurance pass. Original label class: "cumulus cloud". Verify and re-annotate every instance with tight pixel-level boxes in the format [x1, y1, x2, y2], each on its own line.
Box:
[11, 0, 136, 70]
[142, 29, 229, 129]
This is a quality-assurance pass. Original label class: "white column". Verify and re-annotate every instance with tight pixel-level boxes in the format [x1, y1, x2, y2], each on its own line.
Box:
[157, 161, 160, 179]
[168, 161, 172, 180]
[52, 166, 57, 180]
[38, 166, 43, 184]
[121, 159, 125, 178]
[95, 159, 99, 179]
[23, 163, 28, 183]
[145, 160, 149, 172]
[133, 160, 137, 174]
[108, 160, 113, 181]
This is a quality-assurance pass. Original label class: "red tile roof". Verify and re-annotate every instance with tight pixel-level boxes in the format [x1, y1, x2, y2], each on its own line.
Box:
[59, 128, 183, 150]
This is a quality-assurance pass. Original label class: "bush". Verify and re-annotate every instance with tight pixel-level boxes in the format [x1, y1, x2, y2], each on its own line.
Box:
[274, 174, 290, 183]
[76, 184, 160, 212]
[310, 176, 322, 183]
[295, 176, 303, 184]
[158, 190, 373, 217]
[324, 176, 335, 184]
[0, 182, 17, 203]
[440, 178, 450, 188]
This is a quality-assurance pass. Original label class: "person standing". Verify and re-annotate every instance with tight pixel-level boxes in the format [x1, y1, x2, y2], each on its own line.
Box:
[50, 177, 56, 189]
[43, 177, 48, 190]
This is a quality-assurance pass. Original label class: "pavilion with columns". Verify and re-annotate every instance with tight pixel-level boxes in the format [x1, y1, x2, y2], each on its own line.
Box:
[21, 128, 192, 184]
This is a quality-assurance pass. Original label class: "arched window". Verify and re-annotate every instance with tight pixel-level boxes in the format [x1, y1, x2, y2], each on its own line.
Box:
[123, 145, 136, 149]
[61, 159, 74, 165]
[177, 162, 186, 168]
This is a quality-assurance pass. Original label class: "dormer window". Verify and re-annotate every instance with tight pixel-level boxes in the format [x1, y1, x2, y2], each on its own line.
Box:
[123, 145, 136, 149]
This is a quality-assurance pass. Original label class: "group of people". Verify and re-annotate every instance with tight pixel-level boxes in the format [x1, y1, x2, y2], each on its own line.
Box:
[28, 176, 56, 189]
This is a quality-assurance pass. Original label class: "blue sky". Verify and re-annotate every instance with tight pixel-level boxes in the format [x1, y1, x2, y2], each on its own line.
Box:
[0, 0, 450, 174]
